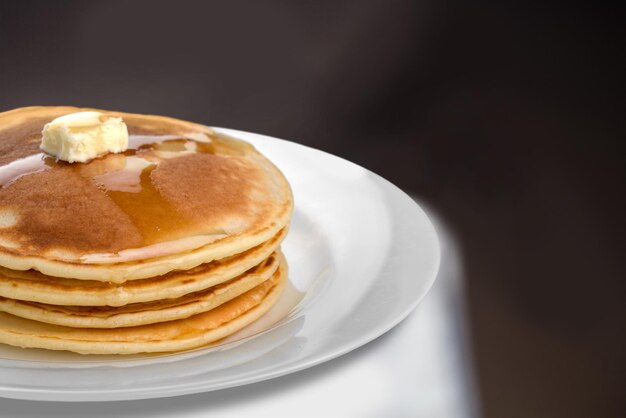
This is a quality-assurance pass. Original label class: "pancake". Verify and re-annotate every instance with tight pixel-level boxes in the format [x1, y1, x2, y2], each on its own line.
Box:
[0, 251, 282, 328]
[0, 106, 293, 355]
[0, 227, 287, 307]
[0, 106, 293, 282]
[0, 257, 287, 354]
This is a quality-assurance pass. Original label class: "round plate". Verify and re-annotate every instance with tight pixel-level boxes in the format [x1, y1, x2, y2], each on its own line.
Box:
[0, 128, 440, 401]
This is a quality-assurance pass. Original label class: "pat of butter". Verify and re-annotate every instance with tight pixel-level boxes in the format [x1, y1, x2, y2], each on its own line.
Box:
[40, 111, 129, 163]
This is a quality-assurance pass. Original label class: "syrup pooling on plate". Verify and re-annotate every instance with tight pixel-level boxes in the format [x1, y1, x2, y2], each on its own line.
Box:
[0, 127, 267, 257]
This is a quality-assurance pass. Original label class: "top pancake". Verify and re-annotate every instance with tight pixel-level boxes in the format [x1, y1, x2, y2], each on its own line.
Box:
[0, 107, 292, 282]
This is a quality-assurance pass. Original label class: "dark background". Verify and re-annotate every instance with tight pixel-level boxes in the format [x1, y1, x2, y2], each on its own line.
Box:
[0, 1, 624, 415]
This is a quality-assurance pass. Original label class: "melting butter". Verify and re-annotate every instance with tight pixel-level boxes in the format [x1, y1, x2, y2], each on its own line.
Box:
[40, 111, 129, 163]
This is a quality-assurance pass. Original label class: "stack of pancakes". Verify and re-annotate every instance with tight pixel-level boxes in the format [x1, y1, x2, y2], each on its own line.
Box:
[0, 107, 292, 355]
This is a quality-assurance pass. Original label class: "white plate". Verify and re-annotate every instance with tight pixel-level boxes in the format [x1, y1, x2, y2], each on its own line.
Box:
[0, 128, 440, 401]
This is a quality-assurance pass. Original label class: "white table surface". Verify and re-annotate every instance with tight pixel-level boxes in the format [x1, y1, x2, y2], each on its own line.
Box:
[0, 204, 478, 418]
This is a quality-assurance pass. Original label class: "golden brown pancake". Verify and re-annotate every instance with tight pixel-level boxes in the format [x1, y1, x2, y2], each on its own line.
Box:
[0, 106, 293, 281]
[0, 107, 293, 355]
[0, 227, 287, 306]
[0, 251, 282, 328]
[0, 258, 287, 354]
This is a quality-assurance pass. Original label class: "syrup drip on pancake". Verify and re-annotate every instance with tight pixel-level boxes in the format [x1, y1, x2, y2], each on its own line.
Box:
[0, 118, 268, 257]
